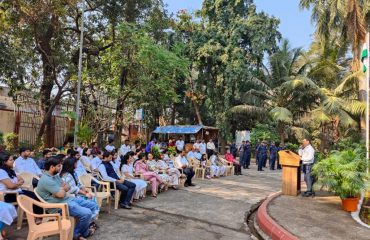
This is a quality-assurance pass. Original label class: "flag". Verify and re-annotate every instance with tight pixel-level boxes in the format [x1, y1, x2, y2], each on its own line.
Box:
[361, 42, 368, 73]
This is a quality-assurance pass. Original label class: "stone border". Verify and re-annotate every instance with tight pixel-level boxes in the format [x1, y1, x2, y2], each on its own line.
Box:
[351, 193, 370, 229]
[256, 191, 299, 240]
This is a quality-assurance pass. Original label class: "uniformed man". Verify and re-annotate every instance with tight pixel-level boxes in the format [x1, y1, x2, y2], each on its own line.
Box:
[238, 140, 246, 168]
[277, 143, 285, 170]
[243, 141, 251, 169]
[269, 142, 278, 170]
[256, 141, 267, 171]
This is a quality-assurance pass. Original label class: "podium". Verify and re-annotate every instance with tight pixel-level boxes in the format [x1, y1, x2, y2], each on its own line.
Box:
[278, 150, 301, 196]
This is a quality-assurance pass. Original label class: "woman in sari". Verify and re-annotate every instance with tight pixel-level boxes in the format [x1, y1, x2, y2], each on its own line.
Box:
[157, 154, 181, 190]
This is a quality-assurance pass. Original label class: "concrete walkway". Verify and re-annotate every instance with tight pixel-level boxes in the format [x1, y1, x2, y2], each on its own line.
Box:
[268, 191, 370, 240]
[8, 165, 282, 240]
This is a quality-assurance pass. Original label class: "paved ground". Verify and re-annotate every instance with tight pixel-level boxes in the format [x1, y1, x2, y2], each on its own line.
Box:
[8, 164, 282, 240]
[268, 191, 370, 240]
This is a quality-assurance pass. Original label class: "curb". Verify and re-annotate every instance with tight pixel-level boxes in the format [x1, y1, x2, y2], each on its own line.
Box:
[256, 191, 299, 240]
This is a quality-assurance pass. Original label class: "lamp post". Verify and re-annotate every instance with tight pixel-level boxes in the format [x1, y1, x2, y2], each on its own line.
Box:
[73, 3, 84, 148]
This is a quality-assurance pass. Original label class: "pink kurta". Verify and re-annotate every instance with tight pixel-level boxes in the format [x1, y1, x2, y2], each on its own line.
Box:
[134, 160, 163, 195]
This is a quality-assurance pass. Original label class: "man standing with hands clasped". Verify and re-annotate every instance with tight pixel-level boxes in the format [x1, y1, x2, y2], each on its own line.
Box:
[298, 138, 315, 197]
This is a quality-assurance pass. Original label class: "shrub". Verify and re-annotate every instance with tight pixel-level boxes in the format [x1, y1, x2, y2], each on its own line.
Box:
[168, 146, 177, 156]
[4, 132, 18, 153]
[312, 148, 368, 199]
[151, 146, 161, 159]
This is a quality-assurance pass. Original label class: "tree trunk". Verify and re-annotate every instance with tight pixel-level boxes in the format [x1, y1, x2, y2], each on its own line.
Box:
[36, 15, 59, 147]
[278, 122, 285, 145]
[170, 103, 176, 125]
[193, 101, 203, 125]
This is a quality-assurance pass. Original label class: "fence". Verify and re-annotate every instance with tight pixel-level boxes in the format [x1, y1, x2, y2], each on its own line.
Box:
[0, 109, 70, 148]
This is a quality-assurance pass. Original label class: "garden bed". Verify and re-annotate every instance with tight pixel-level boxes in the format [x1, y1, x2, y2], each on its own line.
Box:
[360, 197, 370, 225]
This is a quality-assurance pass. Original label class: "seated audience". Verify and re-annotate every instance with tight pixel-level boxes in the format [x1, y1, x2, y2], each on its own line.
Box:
[225, 149, 242, 175]
[134, 153, 165, 198]
[0, 151, 42, 213]
[14, 147, 42, 187]
[210, 152, 226, 178]
[37, 149, 52, 170]
[175, 151, 195, 187]
[98, 152, 136, 209]
[37, 157, 97, 240]
[91, 151, 103, 172]
[120, 152, 147, 200]
[60, 157, 99, 219]
[0, 202, 17, 240]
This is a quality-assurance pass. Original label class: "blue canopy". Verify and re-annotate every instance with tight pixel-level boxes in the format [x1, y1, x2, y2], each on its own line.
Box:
[153, 125, 203, 134]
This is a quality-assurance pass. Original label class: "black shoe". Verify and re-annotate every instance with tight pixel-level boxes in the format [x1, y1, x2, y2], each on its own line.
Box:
[120, 204, 132, 209]
[184, 183, 189, 187]
[246, 167, 250, 169]
[189, 183, 196, 187]
[302, 191, 313, 197]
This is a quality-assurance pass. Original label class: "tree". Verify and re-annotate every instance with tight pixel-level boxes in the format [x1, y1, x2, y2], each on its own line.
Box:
[231, 40, 321, 144]
[191, 0, 280, 148]
[299, 0, 369, 137]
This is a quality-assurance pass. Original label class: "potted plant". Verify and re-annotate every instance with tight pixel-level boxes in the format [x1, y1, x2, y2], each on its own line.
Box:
[312, 148, 368, 212]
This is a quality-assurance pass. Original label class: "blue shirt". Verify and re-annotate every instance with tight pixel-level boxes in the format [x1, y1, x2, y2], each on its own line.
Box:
[269, 146, 278, 155]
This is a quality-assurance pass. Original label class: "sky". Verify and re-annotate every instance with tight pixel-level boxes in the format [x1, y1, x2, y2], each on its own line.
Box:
[163, 0, 315, 49]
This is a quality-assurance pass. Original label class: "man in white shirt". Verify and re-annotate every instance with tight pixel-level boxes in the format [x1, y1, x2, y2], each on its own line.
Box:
[105, 139, 116, 153]
[91, 150, 103, 172]
[76, 142, 87, 156]
[187, 147, 201, 160]
[206, 139, 216, 157]
[14, 147, 42, 187]
[175, 151, 195, 187]
[298, 138, 315, 197]
[193, 140, 201, 150]
[175, 137, 185, 153]
[98, 152, 136, 209]
[119, 140, 131, 157]
[199, 140, 207, 155]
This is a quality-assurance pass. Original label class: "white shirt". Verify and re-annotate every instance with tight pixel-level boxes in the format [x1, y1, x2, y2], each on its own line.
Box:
[193, 143, 200, 150]
[98, 162, 119, 182]
[14, 156, 42, 176]
[121, 164, 135, 177]
[175, 155, 188, 168]
[0, 169, 21, 192]
[91, 156, 102, 171]
[175, 140, 185, 151]
[210, 155, 217, 166]
[112, 158, 121, 171]
[80, 156, 91, 168]
[298, 145, 315, 164]
[105, 145, 115, 153]
[77, 147, 84, 156]
[207, 142, 215, 150]
[199, 143, 206, 154]
[119, 144, 131, 157]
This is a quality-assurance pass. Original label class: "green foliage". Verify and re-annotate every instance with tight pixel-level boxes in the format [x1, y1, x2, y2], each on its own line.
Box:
[4, 132, 17, 153]
[0, 132, 3, 146]
[167, 146, 177, 157]
[77, 124, 94, 145]
[151, 146, 161, 159]
[312, 148, 369, 199]
[250, 123, 279, 146]
[285, 143, 299, 153]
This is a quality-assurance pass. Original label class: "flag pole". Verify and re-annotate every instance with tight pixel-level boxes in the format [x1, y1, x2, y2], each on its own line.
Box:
[74, 3, 84, 148]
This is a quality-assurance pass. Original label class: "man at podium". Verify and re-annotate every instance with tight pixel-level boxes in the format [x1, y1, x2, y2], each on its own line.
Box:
[298, 138, 315, 197]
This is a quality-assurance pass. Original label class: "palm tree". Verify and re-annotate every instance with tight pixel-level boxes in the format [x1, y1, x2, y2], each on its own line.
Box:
[230, 40, 320, 144]
[299, 0, 369, 136]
